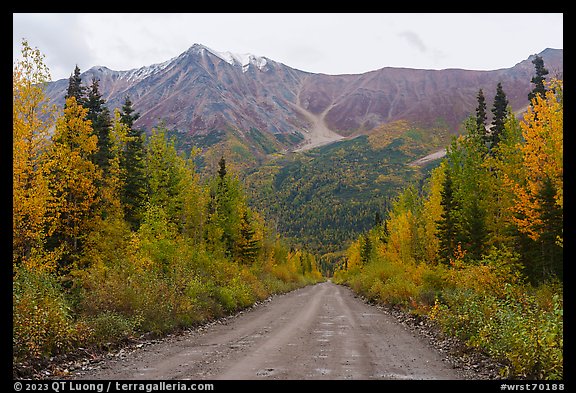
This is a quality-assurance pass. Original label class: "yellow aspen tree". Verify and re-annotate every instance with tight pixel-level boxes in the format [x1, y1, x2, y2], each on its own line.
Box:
[45, 97, 102, 272]
[509, 81, 563, 242]
[12, 40, 58, 270]
[421, 162, 446, 264]
[485, 114, 524, 248]
[100, 109, 129, 218]
[76, 110, 131, 273]
[345, 239, 363, 272]
[177, 149, 207, 244]
[387, 209, 415, 264]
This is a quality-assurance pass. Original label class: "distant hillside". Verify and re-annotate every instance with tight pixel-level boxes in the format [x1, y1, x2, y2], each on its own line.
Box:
[243, 120, 451, 254]
[44, 45, 563, 161]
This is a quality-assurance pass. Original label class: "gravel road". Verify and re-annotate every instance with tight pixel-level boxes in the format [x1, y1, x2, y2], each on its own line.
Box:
[71, 281, 465, 380]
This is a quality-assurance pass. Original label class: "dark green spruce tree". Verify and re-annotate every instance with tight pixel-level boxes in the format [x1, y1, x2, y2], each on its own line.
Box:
[85, 78, 113, 174]
[516, 177, 563, 283]
[215, 156, 234, 256]
[436, 169, 460, 264]
[489, 82, 508, 150]
[236, 211, 260, 264]
[119, 96, 148, 229]
[205, 156, 236, 256]
[359, 233, 372, 265]
[475, 88, 488, 144]
[217, 156, 227, 180]
[64, 65, 86, 107]
[528, 55, 549, 105]
[533, 178, 563, 281]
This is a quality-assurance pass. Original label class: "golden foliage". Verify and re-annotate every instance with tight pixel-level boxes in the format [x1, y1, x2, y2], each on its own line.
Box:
[507, 82, 563, 241]
[367, 120, 411, 149]
[12, 40, 58, 270]
[45, 97, 101, 256]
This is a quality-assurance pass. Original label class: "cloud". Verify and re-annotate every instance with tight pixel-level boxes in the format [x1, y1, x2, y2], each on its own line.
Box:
[397, 31, 427, 53]
[13, 13, 96, 80]
[14, 13, 563, 79]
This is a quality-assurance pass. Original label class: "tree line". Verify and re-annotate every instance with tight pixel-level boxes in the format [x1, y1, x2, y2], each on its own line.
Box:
[436, 55, 561, 282]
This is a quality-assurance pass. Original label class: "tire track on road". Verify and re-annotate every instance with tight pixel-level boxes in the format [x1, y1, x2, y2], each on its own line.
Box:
[71, 282, 463, 380]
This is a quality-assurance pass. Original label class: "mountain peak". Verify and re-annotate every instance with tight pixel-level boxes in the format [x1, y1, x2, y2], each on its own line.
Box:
[44, 47, 562, 152]
[187, 43, 268, 72]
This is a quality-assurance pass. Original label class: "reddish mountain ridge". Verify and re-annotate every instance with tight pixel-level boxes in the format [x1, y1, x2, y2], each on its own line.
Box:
[299, 47, 562, 136]
[44, 45, 563, 150]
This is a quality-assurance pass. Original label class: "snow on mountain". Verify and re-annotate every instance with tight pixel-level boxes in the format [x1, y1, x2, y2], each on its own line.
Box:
[86, 57, 177, 85]
[189, 43, 268, 72]
[45, 45, 563, 150]
[213, 50, 268, 72]
[120, 57, 176, 82]
[85, 44, 269, 87]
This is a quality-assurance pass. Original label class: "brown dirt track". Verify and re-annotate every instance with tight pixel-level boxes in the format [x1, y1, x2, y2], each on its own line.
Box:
[69, 281, 472, 380]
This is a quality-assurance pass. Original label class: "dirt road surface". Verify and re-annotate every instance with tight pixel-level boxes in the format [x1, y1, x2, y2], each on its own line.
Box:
[71, 281, 464, 380]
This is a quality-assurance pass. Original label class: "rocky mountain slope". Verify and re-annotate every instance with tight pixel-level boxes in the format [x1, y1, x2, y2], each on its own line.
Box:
[44, 45, 563, 154]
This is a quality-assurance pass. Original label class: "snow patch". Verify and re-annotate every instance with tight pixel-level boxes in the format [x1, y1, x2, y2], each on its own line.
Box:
[121, 58, 175, 83]
[91, 43, 269, 84]
[191, 43, 268, 72]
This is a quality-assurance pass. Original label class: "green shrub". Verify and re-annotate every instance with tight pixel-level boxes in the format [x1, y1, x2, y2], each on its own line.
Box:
[83, 311, 141, 346]
[13, 266, 76, 361]
[378, 276, 420, 306]
[260, 272, 296, 294]
[216, 286, 237, 312]
[419, 264, 450, 305]
[437, 283, 563, 379]
[438, 288, 499, 342]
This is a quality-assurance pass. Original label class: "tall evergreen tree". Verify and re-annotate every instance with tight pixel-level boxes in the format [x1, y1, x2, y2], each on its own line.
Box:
[120, 95, 140, 128]
[436, 169, 460, 263]
[489, 82, 509, 150]
[85, 78, 113, 174]
[64, 65, 86, 108]
[359, 233, 372, 265]
[119, 96, 147, 229]
[235, 210, 260, 264]
[475, 89, 488, 145]
[532, 178, 563, 281]
[214, 156, 235, 256]
[205, 156, 246, 257]
[528, 55, 549, 104]
[218, 156, 227, 180]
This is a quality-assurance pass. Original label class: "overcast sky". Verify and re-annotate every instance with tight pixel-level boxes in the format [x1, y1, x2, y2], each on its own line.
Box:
[13, 13, 563, 82]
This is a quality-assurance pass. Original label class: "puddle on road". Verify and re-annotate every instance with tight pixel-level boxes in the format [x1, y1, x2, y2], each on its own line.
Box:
[313, 367, 332, 376]
[137, 367, 156, 377]
[312, 330, 334, 337]
[377, 372, 423, 380]
[256, 368, 278, 377]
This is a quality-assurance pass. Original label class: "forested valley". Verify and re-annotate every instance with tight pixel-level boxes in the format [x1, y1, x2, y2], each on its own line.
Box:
[13, 40, 562, 380]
